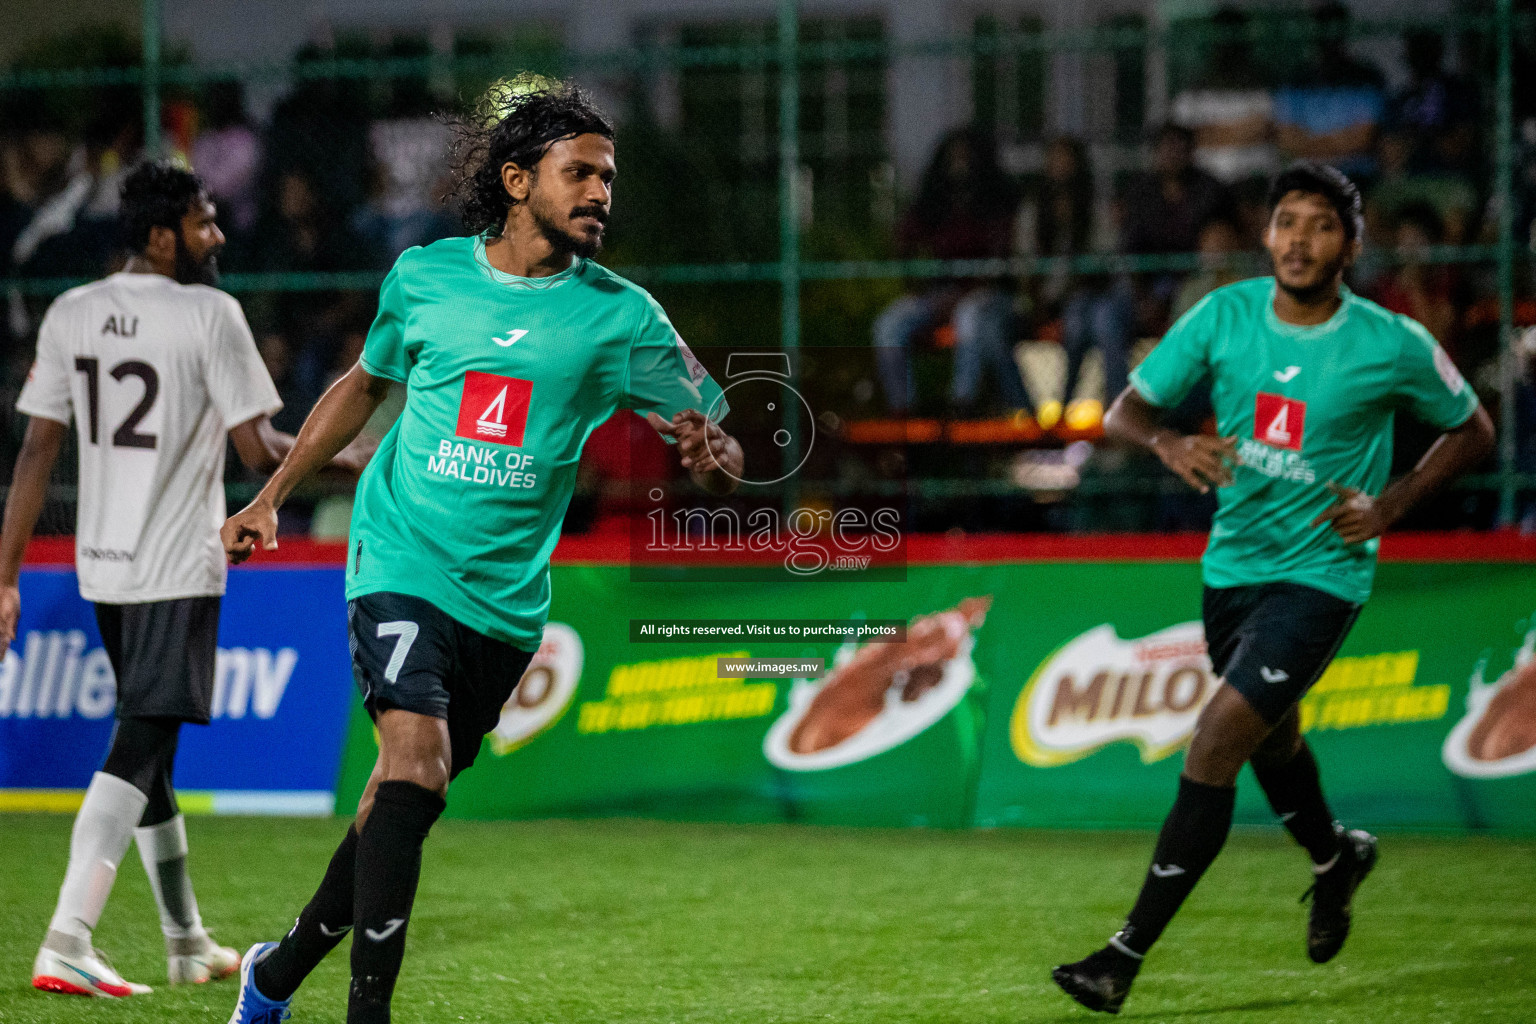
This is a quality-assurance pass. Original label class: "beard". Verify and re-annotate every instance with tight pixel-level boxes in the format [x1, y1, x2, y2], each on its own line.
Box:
[529, 195, 605, 260]
[1272, 249, 1347, 305]
[174, 233, 221, 286]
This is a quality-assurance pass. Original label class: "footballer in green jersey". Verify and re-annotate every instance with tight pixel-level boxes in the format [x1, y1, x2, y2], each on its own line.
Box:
[1054, 163, 1494, 1014]
[221, 77, 743, 1024]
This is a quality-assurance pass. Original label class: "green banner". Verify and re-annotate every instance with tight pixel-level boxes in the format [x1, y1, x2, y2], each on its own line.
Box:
[335, 563, 1536, 832]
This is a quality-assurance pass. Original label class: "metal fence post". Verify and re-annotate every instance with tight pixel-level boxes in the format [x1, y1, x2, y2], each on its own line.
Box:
[1495, 0, 1517, 527]
[142, 0, 161, 156]
[777, 0, 801, 490]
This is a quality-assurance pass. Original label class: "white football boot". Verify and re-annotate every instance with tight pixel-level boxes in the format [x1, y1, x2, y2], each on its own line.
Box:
[32, 935, 152, 997]
[168, 933, 242, 984]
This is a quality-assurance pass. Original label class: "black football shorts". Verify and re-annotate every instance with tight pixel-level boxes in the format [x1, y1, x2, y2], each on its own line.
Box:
[347, 590, 536, 778]
[94, 596, 222, 725]
[1202, 582, 1361, 725]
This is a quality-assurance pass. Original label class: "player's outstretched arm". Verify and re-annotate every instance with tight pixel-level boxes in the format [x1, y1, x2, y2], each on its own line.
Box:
[1313, 405, 1496, 545]
[229, 413, 374, 476]
[646, 410, 743, 496]
[0, 416, 67, 656]
[1104, 386, 1236, 495]
[222, 362, 392, 563]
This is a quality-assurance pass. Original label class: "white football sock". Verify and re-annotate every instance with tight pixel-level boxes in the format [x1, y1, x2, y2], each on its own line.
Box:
[45, 772, 148, 946]
[135, 814, 207, 945]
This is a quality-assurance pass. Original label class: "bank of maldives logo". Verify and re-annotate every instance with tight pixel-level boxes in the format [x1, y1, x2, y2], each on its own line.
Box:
[457, 371, 533, 446]
[1254, 392, 1306, 451]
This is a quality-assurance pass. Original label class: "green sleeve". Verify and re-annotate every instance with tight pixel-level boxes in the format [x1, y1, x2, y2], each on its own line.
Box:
[622, 293, 730, 440]
[1393, 317, 1478, 430]
[1129, 292, 1216, 408]
[360, 254, 415, 383]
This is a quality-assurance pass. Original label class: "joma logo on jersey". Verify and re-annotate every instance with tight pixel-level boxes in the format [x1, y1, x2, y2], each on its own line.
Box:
[1254, 392, 1306, 451]
[455, 371, 532, 446]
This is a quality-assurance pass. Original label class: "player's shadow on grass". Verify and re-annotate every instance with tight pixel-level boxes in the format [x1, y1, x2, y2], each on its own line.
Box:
[1121, 995, 1312, 1018]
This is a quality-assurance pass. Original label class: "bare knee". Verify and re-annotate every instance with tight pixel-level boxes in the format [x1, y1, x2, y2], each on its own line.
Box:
[355, 710, 450, 830]
[1183, 685, 1273, 787]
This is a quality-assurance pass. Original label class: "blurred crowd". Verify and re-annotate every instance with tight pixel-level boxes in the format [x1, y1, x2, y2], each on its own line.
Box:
[0, 55, 463, 447]
[1, 2, 1534, 533]
[874, 3, 1527, 433]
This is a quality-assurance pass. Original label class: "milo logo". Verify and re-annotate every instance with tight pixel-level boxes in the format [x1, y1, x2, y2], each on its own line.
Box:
[1011, 622, 1215, 767]
[489, 622, 583, 755]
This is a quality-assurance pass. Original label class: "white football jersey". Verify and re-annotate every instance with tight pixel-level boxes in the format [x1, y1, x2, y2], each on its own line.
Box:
[16, 272, 281, 603]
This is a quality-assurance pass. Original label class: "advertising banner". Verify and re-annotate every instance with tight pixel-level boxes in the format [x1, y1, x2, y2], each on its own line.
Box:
[332, 555, 1536, 833]
[11, 538, 1531, 831]
[0, 566, 354, 815]
[335, 568, 987, 827]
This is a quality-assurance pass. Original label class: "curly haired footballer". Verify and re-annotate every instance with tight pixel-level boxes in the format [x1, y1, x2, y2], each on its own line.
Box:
[445, 73, 615, 238]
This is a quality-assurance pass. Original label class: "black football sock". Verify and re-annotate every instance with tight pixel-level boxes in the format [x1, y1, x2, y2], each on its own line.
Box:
[1114, 776, 1236, 957]
[1252, 742, 1342, 867]
[348, 781, 445, 1024]
[255, 825, 360, 1001]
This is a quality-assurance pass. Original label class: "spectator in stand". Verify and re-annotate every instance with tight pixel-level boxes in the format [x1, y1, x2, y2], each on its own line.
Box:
[873, 127, 1033, 418]
[0, 104, 70, 275]
[13, 108, 139, 280]
[352, 40, 459, 265]
[246, 168, 368, 393]
[1170, 215, 1250, 321]
[1120, 124, 1233, 326]
[1171, 7, 1279, 185]
[255, 330, 319, 438]
[260, 42, 372, 224]
[1389, 31, 1481, 179]
[1366, 130, 1479, 245]
[1121, 125, 1232, 258]
[1367, 202, 1463, 351]
[1274, 2, 1387, 181]
[191, 82, 262, 243]
[0, 102, 72, 361]
[1026, 137, 1132, 427]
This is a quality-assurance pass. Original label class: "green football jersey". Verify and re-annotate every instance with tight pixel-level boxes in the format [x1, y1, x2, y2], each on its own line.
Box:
[1130, 277, 1477, 603]
[346, 236, 729, 648]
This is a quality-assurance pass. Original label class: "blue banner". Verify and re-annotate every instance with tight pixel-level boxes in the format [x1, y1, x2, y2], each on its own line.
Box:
[0, 567, 354, 813]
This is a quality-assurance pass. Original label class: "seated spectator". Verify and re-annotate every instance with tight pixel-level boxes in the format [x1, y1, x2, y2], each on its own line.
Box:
[1121, 125, 1232, 258]
[255, 330, 319, 437]
[352, 55, 459, 264]
[1025, 137, 1131, 422]
[1389, 31, 1481, 178]
[1171, 215, 1249, 321]
[873, 127, 1033, 417]
[1120, 123, 1234, 326]
[1171, 7, 1278, 185]
[1367, 131, 1478, 245]
[13, 109, 139, 280]
[1367, 202, 1462, 350]
[1274, 2, 1386, 181]
[351, 157, 457, 266]
[0, 104, 70, 273]
[191, 82, 262, 240]
[261, 44, 372, 222]
[246, 168, 369, 388]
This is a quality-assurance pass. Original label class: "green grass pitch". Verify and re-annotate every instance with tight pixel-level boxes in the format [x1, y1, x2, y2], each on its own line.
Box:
[0, 814, 1531, 1023]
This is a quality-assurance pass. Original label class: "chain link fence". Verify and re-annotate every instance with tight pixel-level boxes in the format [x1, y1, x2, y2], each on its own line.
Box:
[0, 0, 1530, 536]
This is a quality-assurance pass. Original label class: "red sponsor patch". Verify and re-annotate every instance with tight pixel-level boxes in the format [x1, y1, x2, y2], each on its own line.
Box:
[455, 371, 532, 447]
[1254, 392, 1306, 451]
